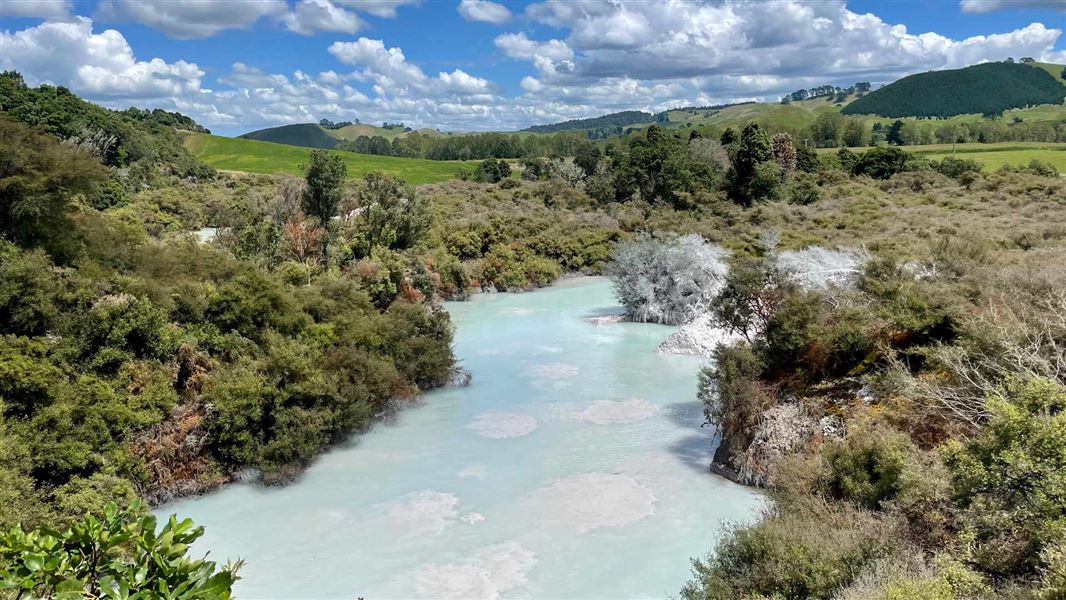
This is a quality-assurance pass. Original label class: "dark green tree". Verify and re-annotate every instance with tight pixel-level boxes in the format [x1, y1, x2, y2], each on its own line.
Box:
[301, 150, 347, 262]
[574, 142, 602, 177]
[725, 123, 775, 206]
[885, 120, 905, 145]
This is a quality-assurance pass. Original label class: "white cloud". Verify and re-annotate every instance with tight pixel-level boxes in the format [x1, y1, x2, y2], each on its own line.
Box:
[283, 0, 364, 35]
[458, 0, 511, 25]
[2, 0, 72, 19]
[495, 32, 573, 61]
[336, 0, 419, 18]
[3, 1, 1065, 135]
[329, 37, 493, 96]
[0, 17, 203, 99]
[960, 0, 1066, 13]
[95, 0, 286, 38]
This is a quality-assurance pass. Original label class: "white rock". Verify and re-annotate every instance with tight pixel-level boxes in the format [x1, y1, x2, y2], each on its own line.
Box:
[657, 312, 743, 357]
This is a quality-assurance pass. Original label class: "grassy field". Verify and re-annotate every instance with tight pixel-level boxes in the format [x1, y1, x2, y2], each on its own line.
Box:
[184, 133, 466, 184]
[816, 142, 1066, 171]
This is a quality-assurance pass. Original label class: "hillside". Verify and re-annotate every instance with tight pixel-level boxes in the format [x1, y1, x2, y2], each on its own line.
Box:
[843, 61, 1066, 118]
[522, 110, 654, 136]
[240, 123, 340, 149]
[184, 133, 464, 183]
[238, 121, 438, 150]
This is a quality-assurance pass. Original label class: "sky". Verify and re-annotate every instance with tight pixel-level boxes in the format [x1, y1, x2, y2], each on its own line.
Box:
[1, 0, 1065, 136]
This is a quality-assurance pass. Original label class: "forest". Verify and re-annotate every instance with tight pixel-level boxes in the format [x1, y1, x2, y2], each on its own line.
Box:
[1, 69, 1065, 597]
[843, 61, 1066, 118]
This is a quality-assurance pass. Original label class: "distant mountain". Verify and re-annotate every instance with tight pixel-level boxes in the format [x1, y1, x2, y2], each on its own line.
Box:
[240, 123, 339, 149]
[522, 110, 655, 135]
[842, 61, 1066, 118]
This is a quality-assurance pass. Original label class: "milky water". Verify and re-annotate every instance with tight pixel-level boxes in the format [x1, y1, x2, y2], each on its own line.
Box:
[160, 277, 761, 599]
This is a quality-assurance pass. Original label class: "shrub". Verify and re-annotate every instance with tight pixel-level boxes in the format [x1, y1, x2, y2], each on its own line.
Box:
[682, 504, 889, 600]
[0, 502, 240, 598]
[852, 147, 913, 180]
[936, 157, 983, 181]
[943, 377, 1066, 577]
[472, 158, 511, 183]
[608, 234, 728, 325]
[788, 177, 822, 205]
[820, 425, 917, 510]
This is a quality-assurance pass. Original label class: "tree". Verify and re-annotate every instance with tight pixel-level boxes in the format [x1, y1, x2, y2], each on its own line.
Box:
[302, 151, 346, 225]
[885, 120, 905, 146]
[720, 127, 737, 145]
[348, 173, 430, 258]
[726, 123, 776, 206]
[472, 158, 511, 183]
[0, 502, 241, 598]
[851, 146, 911, 179]
[771, 133, 797, 173]
[573, 142, 602, 177]
[842, 119, 867, 147]
[302, 150, 346, 262]
[0, 119, 107, 261]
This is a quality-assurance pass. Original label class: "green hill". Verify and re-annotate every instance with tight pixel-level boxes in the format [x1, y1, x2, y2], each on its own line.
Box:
[184, 133, 465, 184]
[240, 123, 340, 149]
[522, 110, 654, 136]
[843, 61, 1066, 118]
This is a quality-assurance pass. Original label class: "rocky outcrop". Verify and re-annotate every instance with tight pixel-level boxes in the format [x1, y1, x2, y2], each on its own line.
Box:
[711, 403, 845, 487]
[586, 314, 625, 326]
[657, 313, 742, 357]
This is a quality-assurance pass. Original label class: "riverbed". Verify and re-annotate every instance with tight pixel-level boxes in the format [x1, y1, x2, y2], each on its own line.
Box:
[159, 277, 761, 598]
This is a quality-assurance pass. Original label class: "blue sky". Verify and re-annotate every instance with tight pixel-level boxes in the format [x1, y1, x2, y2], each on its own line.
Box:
[2, 0, 1064, 135]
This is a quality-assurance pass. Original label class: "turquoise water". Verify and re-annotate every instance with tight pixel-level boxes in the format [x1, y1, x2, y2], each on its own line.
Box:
[160, 277, 761, 599]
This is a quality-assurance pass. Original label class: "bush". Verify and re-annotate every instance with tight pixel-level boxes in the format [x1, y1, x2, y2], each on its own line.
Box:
[852, 147, 913, 180]
[943, 377, 1066, 576]
[0, 502, 240, 598]
[820, 425, 917, 510]
[788, 177, 822, 205]
[608, 234, 728, 325]
[682, 504, 889, 600]
[936, 157, 983, 181]
[472, 158, 511, 183]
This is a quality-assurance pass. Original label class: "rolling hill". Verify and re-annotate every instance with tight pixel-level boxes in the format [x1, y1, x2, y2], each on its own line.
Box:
[240, 123, 340, 149]
[184, 133, 465, 184]
[842, 61, 1066, 118]
[238, 121, 443, 150]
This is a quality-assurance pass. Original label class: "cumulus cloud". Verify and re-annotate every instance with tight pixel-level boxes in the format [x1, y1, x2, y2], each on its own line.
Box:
[960, 0, 1066, 12]
[509, 0, 1066, 109]
[0, 17, 203, 99]
[283, 0, 364, 35]
[458, 0, 512, 25]
[338, 0, 419, 18]
[329, 37, 492, 95]
[95, 0, 286, 38]
[3, 0, 72, 19]
[5, 1, 1065, 134]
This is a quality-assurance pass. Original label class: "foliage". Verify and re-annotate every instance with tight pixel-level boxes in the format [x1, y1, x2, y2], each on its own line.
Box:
[607, 234, 728, 325]
[852, 147, 913, 179]
[943, 377, 1066, 576]
[0, 119, 108, 262]
[301, 150, 347, 225]
[0, 502, 240, 598]
[522, 110, 653, 135]
[681, 504, 889, 600]
[346, 173, 430, 258]
[726, 123, 779, 205]
[472, 158, 512, 183]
